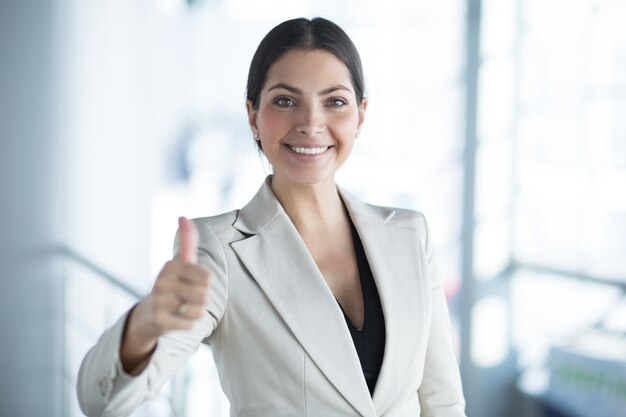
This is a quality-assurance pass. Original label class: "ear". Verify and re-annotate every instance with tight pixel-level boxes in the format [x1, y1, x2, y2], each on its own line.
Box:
[246, 100, 259, 139]
[356, 97, 368, 134]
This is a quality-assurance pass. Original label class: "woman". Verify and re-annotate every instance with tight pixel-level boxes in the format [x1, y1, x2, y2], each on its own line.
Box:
[77, 17, 466, 417]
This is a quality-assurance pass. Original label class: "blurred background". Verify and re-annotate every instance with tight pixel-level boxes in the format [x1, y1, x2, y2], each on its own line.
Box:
[1, 0, 625, 416]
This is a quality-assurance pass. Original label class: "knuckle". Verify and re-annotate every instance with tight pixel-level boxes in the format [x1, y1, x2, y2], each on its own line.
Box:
[196, 297, 204, 309]
[155, 275, 173, 291]
[192, 307, 204, 320]
[190, 288, 207, 304]
[152, 280, 167, 294]
[152, 292, 168, 307]
[192, 265, 210, 280]
[161, 260, 175, 273]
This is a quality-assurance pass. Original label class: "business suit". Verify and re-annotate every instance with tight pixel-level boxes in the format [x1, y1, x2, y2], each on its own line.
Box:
[77, 176, 466, 417]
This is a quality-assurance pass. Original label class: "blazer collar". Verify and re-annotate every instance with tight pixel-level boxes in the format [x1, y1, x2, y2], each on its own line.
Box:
[231, 176, 423, 416]
[231, 176, 284, 234]
[232, 175, 396, 234]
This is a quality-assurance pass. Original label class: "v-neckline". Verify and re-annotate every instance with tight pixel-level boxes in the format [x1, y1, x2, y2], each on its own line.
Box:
[335, 218, 367, 332]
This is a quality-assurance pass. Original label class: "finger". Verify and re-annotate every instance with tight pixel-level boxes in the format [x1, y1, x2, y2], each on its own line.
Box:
[153, 287, 184, 311]
[154, 282, 207, 311]
[177, 263, 211, 286]
[156, 310, 196, 331]
[153, 291, 203, 323]
[173, 303, 205, 320]
[177, 216, 198, 264]
[170, 280, 209, 305]
[159, 261, 210, 286]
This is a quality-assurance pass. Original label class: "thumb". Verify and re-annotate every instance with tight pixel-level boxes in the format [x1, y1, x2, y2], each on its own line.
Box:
[177, 216, 198, 264]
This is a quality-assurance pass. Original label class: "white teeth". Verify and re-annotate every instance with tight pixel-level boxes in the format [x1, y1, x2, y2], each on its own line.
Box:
[288, 145, 329, 155]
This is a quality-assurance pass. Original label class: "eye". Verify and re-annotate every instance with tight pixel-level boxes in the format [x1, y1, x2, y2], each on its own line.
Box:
[273, 96, 296, 108]
[326, 98, 348, 108]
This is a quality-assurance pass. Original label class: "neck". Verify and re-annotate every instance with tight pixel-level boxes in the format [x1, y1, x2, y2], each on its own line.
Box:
[270, 175, 348, 235]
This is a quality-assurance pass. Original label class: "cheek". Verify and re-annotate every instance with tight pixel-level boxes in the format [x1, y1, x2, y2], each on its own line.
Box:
[330, 112, 360, 140]
[257, 108, 289, 138]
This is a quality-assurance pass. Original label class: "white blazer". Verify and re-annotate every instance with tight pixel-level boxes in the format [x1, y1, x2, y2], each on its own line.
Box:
[77, 177, 466, 417]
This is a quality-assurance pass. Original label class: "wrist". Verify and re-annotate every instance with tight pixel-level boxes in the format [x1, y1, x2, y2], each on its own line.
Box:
[120, 303, 158, 375]
[128, 301, 160, 346]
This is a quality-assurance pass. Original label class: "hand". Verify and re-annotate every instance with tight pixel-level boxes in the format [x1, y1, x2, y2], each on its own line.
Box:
[136, 216, 211, 335]
[120, 217, 211, 374]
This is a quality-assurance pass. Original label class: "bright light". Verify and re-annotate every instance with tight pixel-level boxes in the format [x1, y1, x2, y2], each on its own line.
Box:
[471, 296, 509, 367]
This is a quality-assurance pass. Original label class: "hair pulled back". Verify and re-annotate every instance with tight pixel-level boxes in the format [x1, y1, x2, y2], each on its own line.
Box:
[246, 17, 365, 110]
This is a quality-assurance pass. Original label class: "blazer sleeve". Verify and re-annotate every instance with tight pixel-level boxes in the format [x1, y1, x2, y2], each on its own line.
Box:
[417, 213, 467, 417]
[77, 218, 229, 417]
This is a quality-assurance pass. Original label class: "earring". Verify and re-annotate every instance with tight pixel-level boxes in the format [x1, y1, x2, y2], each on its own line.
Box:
[354, 131, 360, 139]
[254, 132, 259, 140]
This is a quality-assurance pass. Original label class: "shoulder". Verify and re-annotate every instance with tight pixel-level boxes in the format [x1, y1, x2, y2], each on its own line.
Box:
[192, 210, 239, 237]
[383, 204, 428, 232]
[340, 187, 428, 233]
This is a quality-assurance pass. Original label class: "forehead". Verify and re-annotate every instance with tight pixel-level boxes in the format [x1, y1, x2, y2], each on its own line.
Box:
[264, 49, 353, 90]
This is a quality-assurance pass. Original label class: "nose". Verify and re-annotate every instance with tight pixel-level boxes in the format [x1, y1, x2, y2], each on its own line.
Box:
[295, 103, 325, 137]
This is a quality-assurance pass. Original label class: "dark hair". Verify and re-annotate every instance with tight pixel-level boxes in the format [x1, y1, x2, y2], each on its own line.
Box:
[246, 17, 366, 110]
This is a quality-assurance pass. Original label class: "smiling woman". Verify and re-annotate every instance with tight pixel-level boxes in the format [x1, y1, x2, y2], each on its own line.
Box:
[77, 17, 467, 417]
[247, 49, 365, 189]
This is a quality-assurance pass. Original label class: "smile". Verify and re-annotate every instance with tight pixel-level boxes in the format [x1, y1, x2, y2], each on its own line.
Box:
[286, 145, 331, 155]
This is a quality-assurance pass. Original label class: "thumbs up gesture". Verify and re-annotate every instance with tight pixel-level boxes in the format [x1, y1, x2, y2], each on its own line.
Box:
[120, 217, 211, 374]
[178, 215, 199, 264]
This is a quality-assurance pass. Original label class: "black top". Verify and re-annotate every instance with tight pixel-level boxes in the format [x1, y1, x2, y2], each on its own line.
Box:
[337, 220, 386, 396]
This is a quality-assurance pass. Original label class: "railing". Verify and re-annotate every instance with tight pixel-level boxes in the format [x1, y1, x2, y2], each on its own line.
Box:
[58, 246, 144, 300]
[515, 261, 626, 290]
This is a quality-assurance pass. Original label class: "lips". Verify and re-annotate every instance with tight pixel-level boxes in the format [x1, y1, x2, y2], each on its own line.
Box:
[283, 144, 334, 158]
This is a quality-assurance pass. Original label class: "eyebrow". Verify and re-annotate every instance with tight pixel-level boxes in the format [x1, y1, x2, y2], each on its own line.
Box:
[267, 83, 353, 96]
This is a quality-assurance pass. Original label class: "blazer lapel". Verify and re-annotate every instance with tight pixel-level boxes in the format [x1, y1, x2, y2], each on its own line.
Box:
[231, 178, 377, 417]
[339, 187, 429, 416]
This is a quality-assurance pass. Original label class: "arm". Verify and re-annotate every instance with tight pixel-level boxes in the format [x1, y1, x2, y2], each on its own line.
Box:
[417, 213, 467, 417]
[76, 218, 228, 417]
[76, 305, 213, 417]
